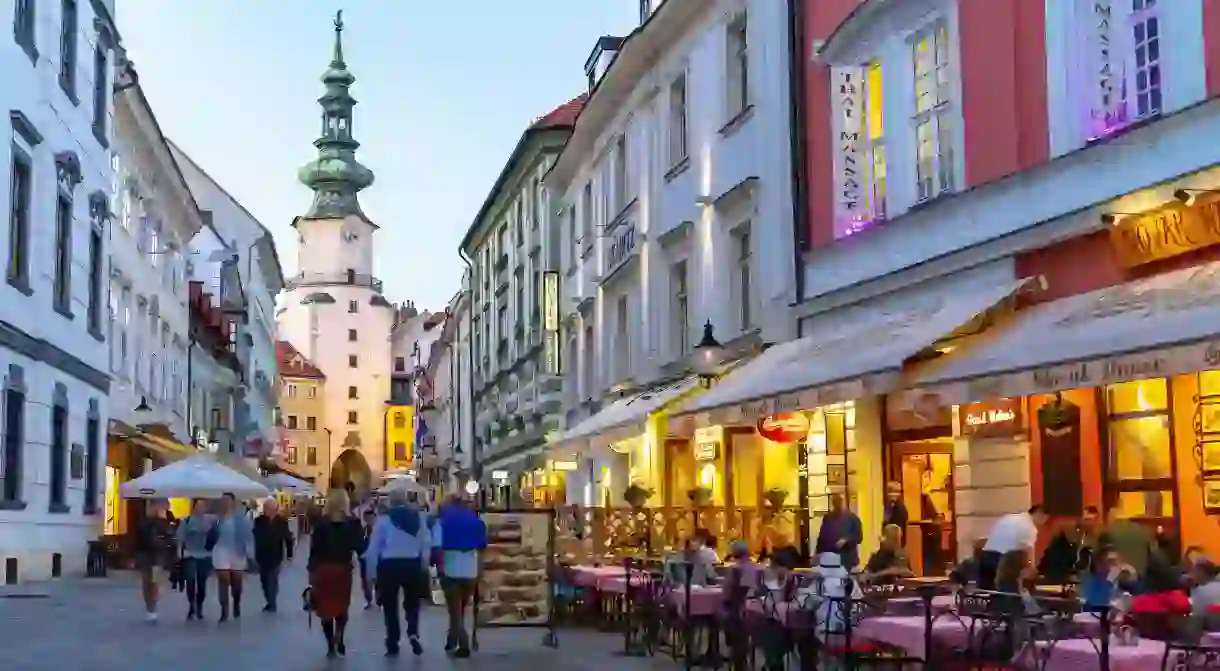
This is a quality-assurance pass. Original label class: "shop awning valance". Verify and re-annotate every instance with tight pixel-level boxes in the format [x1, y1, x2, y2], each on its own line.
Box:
[482, 444, 547, 474]
[671, 276, 1032, 427]
[548, 376, 702, 453]
[908, 263, 1220, 404]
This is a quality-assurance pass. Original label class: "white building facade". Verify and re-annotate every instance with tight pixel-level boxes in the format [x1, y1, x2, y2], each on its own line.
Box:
[276, 17, 395, 491]
[541, 0, 796, 506]
[1, 0, 119, 581]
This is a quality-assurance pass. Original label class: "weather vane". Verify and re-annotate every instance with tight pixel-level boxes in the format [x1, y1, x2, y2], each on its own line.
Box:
[334, 9, 344, 33]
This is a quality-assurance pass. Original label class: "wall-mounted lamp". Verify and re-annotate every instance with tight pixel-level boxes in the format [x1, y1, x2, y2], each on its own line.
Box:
[1173, 188, 1219, 206]
[1100, 212, 1143, 226]
[692, 321, 726, 389]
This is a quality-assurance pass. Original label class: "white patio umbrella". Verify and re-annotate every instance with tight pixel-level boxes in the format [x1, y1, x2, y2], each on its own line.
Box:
[377, 474, 426, 496]
[119, 454, 270, 500]
[266, 473, 316, 497]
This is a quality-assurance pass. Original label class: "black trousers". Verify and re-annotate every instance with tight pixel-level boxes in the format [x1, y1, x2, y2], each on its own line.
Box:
[376, 558, 425, 650]
[978, 550, 1003, 590]
[259, 562, 280, 608]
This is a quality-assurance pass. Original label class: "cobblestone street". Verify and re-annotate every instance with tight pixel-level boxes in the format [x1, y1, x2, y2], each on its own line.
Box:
[0, 561, 667, 671]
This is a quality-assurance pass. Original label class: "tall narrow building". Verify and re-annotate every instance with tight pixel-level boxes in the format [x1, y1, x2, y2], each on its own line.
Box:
[278, 12, 394, 491]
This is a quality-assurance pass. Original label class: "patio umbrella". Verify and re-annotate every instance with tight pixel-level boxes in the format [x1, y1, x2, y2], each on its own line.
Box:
[377, 474, 426, 497]
[119, 454, 270, 500]
[266, 472, 316, 497]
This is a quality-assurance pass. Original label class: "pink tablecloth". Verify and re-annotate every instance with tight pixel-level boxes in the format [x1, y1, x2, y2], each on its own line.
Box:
[669, 586, 724, 617]
[853, 615, 972, 660]
[569, 565, 645, 591]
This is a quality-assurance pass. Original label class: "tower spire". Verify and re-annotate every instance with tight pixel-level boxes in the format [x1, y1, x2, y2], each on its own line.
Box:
[297, 9, 374, 221]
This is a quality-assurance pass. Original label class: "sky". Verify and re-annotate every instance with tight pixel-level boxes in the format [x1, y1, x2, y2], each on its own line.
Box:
[118, 2, 638, 311]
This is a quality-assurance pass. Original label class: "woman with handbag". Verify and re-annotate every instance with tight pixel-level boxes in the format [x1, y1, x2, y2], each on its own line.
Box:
[133, 500, 174, 622]
[308, 489, 364, 658]
[177, 499, 218, 620]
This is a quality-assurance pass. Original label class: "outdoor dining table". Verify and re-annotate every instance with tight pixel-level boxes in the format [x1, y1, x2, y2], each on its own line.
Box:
[853, 615, 975, 660]
[569, 565, 647, 591]
[1023, 636, 1220, 671]
[670, 585, 725, 617]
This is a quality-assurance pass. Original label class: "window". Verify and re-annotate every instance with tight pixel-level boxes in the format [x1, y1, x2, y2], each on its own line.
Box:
[668, 73, 688, 167]
[583, 325, 596, 398]
[348, 354, 358, 368]
[394, 412, 406, 429]
[581, 183, 593, 251]
[736, 230, 753, 331]
[7, 147, 32, 290]
[567, 206, 578, 266]
[306, 445, 317, 466]
[286, 415, 298, 430]
[348, 328, 357, 342]
[1130, 0, 1161, 120]
[613, 135, 628, 212]
[394, 442, 407, 461]
[348, 385, 358, 399]
[514, 199, 524, 247]
[50, 403, 67, 510]
[1103, 379, 1175, 522]
[531, 178, 542, 231]
[912, 24, 954, 201]
[91, 43, 107, 143]
[307, 386, 316, 399]
[726, 12, 750, 118]
[394, 356, 406, 372]
[54, 192, 73, 315]
[864, 62, 887, 221]
[615, 295, 630, 382]
[87, 225, 103, 333]
[287, 445, 297, 464]
[13, 0, 35, 56]
[497, 306, 508, 340]
[1, 383, 25, 503]
[348, 299, 358, 313]
[58, 0, 78, 99]
[306, 416, 317, 431]
[347, 411, 358, 425]
[671, 261, 690, 356]
[287, 384, 297, 398]
[83, 411, 99, 514]
[497, 225, 508, 258]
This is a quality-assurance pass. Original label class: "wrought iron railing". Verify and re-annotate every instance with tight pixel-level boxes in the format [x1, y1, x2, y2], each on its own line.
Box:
[284, 271, 383, 293]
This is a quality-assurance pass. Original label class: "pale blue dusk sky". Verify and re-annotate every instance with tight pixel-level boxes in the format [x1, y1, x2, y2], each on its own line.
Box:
[119, 2, 637, 311]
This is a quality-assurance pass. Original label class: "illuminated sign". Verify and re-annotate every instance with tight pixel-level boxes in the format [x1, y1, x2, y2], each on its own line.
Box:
[542, 270, 560, 375]
[492, 470, 509, 480]
[831, 67, 868, 237]
[550, 460, 578, 471]
[1110, 199, 1220, 268]
[605, 224, 637, 275]
[958, 399, 1023, 439]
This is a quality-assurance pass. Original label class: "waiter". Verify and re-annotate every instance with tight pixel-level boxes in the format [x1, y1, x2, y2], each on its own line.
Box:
[979, 504, 1048, 589]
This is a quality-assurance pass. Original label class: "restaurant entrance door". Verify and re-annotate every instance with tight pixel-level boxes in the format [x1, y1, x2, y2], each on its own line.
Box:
[889, 440, 956, 576]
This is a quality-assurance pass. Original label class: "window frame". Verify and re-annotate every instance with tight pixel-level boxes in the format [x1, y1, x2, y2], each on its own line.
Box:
[49, 401, 68, 511]
[668, 72, 689, 167]
[910, 22, 955, 203]
[1128, 0, 1162, 121]
[1098, 379, 1179, 532]
[671, 260, 690, 357]
[347, 410, 358, 425]
[91, 41, 108, 145]
[735, 228, 753, 332]
[1, 384, 26, 504]
[53, 190, 74, 317]
[725, 10, 750, 119]
[7, 144, 33, 292]
[13, 0, 37, 59]
[863, 62, 887, 222]
[58, 0, 78, 101]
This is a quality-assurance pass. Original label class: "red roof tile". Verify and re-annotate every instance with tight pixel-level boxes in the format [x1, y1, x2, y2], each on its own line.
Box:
[277, 341, 325, 379]
[531, 93, 587, 130]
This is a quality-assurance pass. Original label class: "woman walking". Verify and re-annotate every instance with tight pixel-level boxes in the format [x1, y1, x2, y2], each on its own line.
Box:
[309, 488, 364, 658]
[212, 493, 255, 622]
[134, 499, 175, 622]
[176, 499, 217, 620]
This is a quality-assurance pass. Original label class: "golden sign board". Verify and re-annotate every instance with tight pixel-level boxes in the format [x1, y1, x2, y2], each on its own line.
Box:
[1110, 198, 1220, 268]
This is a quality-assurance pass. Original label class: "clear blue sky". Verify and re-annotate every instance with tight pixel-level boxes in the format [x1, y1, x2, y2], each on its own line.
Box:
[119, 2, 636, 311]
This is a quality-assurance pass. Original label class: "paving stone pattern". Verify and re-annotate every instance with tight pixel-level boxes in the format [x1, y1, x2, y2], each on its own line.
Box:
[0, 560, 672, 671]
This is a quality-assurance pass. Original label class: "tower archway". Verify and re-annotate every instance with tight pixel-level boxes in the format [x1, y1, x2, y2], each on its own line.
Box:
[330, 448, 372, 495]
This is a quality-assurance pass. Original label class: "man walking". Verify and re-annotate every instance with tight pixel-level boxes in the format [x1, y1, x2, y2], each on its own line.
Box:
[253, 500, 293, 612]
[434, 494, 487, 658]
[364, 490, 432, 657]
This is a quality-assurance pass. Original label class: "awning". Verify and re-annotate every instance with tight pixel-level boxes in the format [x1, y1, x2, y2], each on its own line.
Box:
[548, 376, 701, 452]
[672, 276, 1031, 426]
[210, 451, 269, 487]
[482, 445, 546, 474]
[908, 263, 1220, 404]
[110, 424, 197, 463]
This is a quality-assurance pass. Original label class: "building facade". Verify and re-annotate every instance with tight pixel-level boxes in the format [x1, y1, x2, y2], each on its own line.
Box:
[388, 305, 444, 477]
[275, 341, 329, 484]
[537, 0, 797, 513]
[1, 0, 119, 582]
[655, 0, 1220, 569]
[277, 15, 395, 493]
[459, 96, 583, 504]
[424, 286, 472, 495]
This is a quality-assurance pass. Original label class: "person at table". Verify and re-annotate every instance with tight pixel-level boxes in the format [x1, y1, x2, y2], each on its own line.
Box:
[1129, 556, 1190, 617]
[882, 481, 908, 542]
[1081, 544, 1140, 608]
[1189, 559, 1220, 617]
[673, 531, 718, 586]
[1038, 517, 1083, 585]
[1099, 507, 1154, 575]
[949, 537, 987, 588]
[994, 549, 1041, 615]
[815, 494, 863, 570]
[862, 524, 914, 585]
[979, 505, 1048, 590]
[722, 540, 762, 597]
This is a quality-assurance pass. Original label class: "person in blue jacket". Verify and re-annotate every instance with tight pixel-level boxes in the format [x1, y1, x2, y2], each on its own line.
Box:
[364, 490, 432, 656]
[434, 493, 487, 658]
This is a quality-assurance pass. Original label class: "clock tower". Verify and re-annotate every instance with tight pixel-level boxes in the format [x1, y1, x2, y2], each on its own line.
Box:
[278, 12, 395, 492]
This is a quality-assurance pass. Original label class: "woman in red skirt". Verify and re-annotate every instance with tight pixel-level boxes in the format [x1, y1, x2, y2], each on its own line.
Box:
[308, 489, 364, 658]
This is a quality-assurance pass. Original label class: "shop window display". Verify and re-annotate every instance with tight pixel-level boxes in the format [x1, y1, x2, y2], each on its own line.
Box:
[1104, 379, 1176, 522]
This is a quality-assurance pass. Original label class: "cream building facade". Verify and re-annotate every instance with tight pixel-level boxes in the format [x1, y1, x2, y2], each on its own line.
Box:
[275, 341, 330, 485]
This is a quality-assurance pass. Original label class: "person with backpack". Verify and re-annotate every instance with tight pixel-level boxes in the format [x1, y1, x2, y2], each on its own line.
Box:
[364, 489, 432, 657]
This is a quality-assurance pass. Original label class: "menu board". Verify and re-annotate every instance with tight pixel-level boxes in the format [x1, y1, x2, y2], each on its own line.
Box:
[477, 512, 551, 627]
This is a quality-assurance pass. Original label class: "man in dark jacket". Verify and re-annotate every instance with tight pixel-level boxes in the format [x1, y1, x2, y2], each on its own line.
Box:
[252, 500, 293, 612]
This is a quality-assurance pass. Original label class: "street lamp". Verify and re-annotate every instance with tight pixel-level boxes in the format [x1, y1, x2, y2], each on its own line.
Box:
[692, 320, 726, 389]
[132, 396, 153, 424]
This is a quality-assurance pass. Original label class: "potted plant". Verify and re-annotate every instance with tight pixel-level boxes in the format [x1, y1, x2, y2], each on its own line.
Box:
[624, 483, 653, 508]
[764, 487, 788, 509]
[688, 486, 713, 507]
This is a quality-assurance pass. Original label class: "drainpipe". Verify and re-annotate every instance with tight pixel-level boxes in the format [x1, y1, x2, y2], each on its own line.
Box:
[787, 0, 810, 307]
[458, 249, 479, 490]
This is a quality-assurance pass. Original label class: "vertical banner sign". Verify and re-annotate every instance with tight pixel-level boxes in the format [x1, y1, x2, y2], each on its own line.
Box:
[542, 271, 560, 375]
[830, 67, 867, 238]
[1089, 0, 1126, 137]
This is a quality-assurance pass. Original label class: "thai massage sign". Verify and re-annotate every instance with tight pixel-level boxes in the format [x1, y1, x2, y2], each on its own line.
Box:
[831, 67, 868, 237]
[1088, 0, 1128, 137]
[541, 271, 560, 375]
[957, 398, 1023, 439]
[1110, 198, 1220, 268]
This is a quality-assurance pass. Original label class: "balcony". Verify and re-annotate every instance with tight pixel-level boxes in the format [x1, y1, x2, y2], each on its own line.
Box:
[284, 271, 384, 294]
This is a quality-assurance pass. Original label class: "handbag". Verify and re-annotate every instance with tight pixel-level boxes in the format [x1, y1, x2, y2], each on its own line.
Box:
[204, 523, 219, 552]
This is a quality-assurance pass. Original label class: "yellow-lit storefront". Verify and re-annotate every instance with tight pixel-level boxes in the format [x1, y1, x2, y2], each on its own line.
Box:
[104, 422, 198, 561]
[385, 405, 415, 472]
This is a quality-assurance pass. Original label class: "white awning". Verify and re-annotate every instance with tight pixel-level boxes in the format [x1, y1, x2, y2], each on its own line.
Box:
[481, 444, 546, 473]
[909, 263, 1220, 404]
[549, 376, 701, 452]
[672, 277, 1032, 426]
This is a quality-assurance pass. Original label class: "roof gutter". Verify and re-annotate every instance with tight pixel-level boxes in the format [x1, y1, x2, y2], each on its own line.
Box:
[787, 0, 809, 305]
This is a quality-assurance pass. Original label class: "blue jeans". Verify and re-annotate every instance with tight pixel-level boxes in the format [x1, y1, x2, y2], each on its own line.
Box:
[376, 558, 425, 650]
[183, 557, 213, 612]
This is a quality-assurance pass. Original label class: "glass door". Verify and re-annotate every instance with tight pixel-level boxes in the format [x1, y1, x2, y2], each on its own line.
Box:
[890, 442, 956, 576]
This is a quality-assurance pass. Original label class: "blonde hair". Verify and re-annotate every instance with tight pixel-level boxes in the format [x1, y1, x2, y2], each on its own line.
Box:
[324, 488, 349, 518]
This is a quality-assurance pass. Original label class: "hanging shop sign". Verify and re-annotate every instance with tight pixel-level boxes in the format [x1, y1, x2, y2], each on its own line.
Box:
[756, 412, 811, 443]
[830, 66, 868, 236]
[1110, 198, 1220, 268]
[549, 460, 578, 472]
[604, 223, 638, 277]
[957, 398, 1024, 439]
[1088, 0, 1128, 137]
[542, 270, 561, 375]
[693, 425, 721, 461]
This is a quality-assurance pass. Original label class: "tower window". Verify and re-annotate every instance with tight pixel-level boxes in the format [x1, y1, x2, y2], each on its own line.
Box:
[348, 329, 357, 342]
[347, 410, 358, 425]
[348, 354, 358, 368]
[348, 385, 358, 399]
[348, 300, 358, 313]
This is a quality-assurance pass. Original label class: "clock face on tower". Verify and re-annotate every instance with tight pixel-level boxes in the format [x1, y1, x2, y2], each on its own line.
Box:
[342, 230, 358, 243]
